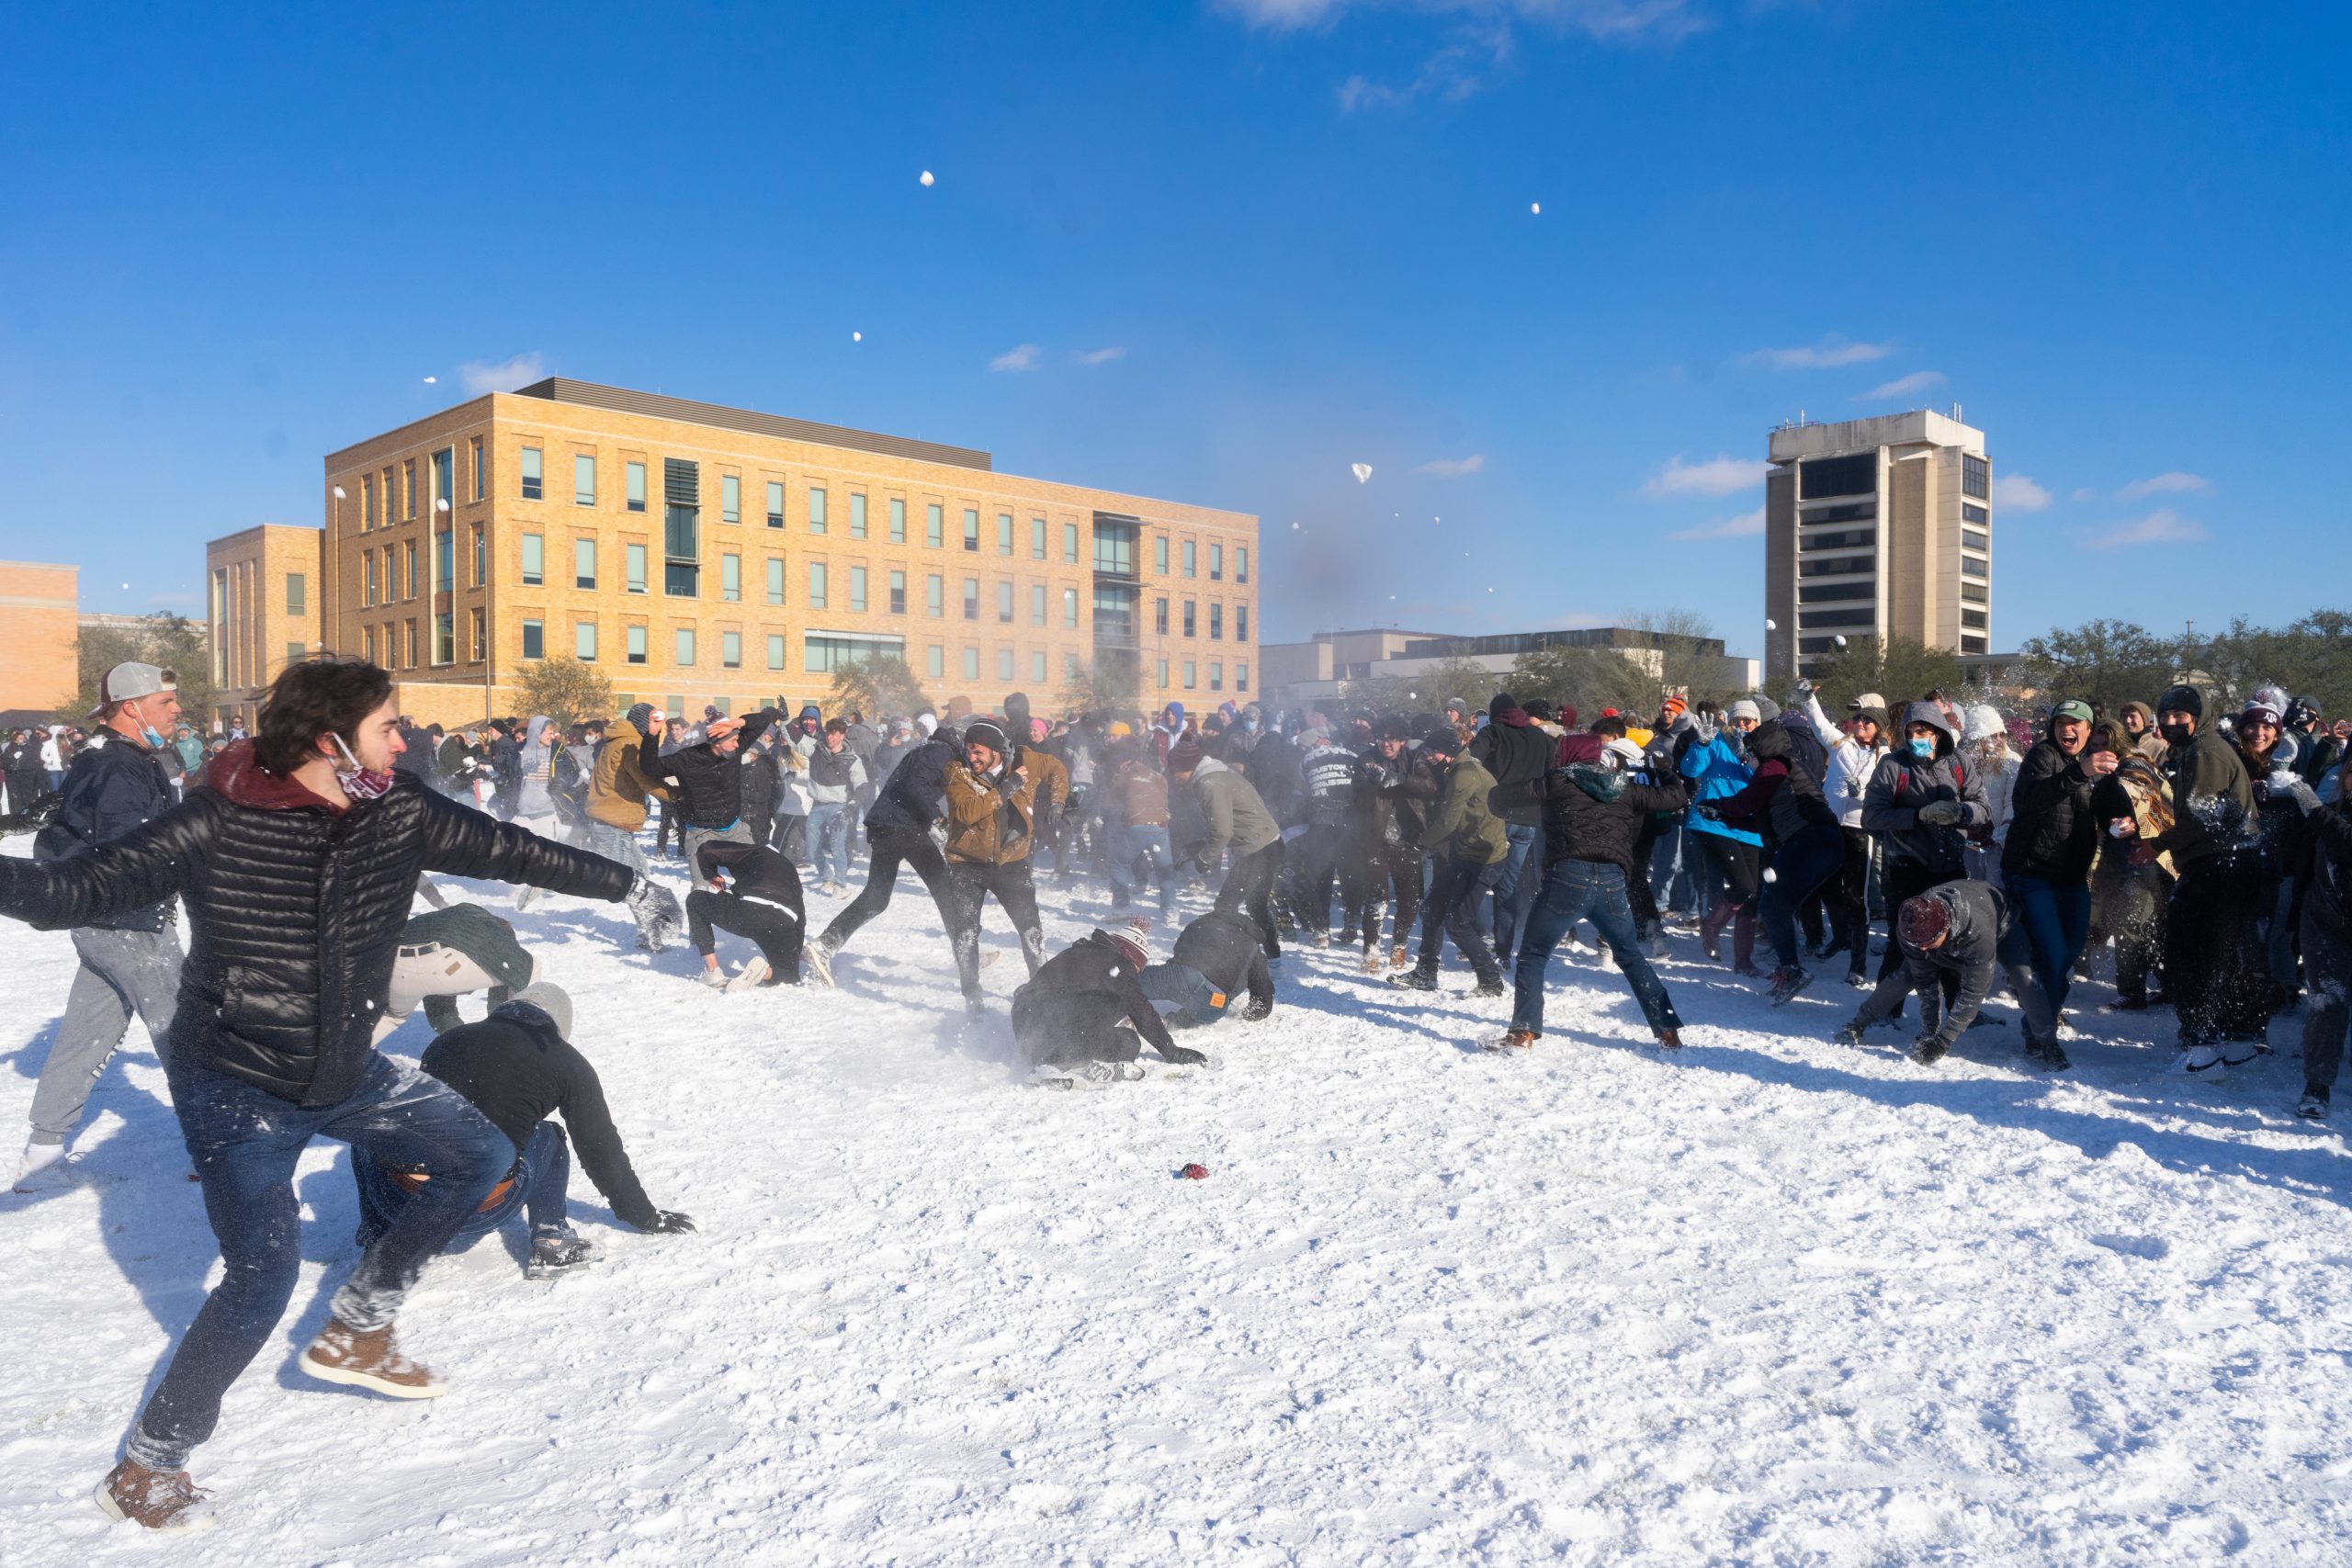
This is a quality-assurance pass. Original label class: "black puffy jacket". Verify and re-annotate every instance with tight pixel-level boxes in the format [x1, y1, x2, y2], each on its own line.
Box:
[1491, 733, 1691, 880]
[865, 733, 957, 835]
[2001, 731, 2101, 886]
[0, 742, 633, 1107]
[36, 732, 178, 932]
[1010, 931, 1182, 1061]
[638, 710, 780, 829]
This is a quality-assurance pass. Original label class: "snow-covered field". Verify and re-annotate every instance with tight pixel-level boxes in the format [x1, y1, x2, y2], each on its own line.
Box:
[4, 836, 2349, 1565]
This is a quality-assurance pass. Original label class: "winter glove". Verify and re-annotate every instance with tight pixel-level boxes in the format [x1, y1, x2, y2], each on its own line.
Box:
[1915, 799, 1965, 826]
[2274, 773, 2323, 815]
[626, 874, 685, 948]
[1159, 1043, 1210, 1067]
[1793, 678, 1816, 697]
[646, 1210, 696, 1234]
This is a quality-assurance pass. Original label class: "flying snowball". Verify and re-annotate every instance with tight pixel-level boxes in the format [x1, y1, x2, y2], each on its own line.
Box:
[1762, 867, 1778, 884]
[1834, 635, 1849, 649]
[423, 375, 436, 384]
[1765, 618, 1778, 631]
[1531, 201, 1542, 215]
[120, 581, 130, 590]
[1291, 521, 1301, 530]
[1351, 463, 1372, 484]
[852, 331, 862, 342]
[920, 170, 934, 186]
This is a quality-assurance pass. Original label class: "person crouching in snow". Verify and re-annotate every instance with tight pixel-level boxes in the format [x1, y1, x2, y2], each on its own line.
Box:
[374, 902, 539, 1042]
[354, 984, 695, 1281]
[1837, 880, 2063, 1069]
[1138, 906, 1276, 1028]
[687, 839, 806, 989]
[1012, 917, 1211, 1088]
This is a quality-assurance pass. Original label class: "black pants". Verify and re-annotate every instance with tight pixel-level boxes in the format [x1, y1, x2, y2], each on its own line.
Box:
[685, 886, 804, 981]
[821, 824, 955, 955]
[1826, 828, 1873, 976]
[1216, 840, 1285, 957]
[2168, 857, 2269, 1043]
[946, 858, 1046, 1000]
[1417, 852, 1505, 983]
[2098, 863, 2168, 1003]
[1292, 823, 1354, 935]
[1356, 840, 1423, 954]
[1879, 858, 1962, 1009]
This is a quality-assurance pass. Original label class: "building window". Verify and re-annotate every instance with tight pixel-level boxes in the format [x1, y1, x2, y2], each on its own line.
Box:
[404, 619, 418, 667]
[628, 542, 649, 593]
[1961, 581, 1988, 604]
[1961, 609, 1988, 631]
[927, 644, 944, 678]
[404, 541, 418, 597]
[1962, 527, 1990, 553]
[522, 619, 544, 660]
[1182, 600, 1196, 637]
[521, 446, 543, 501]
[766, 558, 785, 605]
[1031, 650, 1047, 682]
[1182, 539, 1196, 578]
[1236, 547, 1249, 584]
[470, 608, 486, 660]
[963, 508, 980, 551]
[574, 454, 596, 506]
[471, 437, 485, 502]
[434, 531, 452, 592]
[676, 627, 696, 666]
[1209, 604, 1223, 640]
[804, 634, 907, 673]
[808, 561, 829, 610]
[1236, 660, 1250, 692]
[363, 553, 377, 606]
[927, 573, 944, 617]
[1962, 502, 1988, 525]
[996, 648, 1014, 680]
[1064, 652, 1081, 681]
[576, 621, 597, 660]
[997, 581, 1014, 623]
[1961, 555, 1988, 581]
[767, 480, 786, 528]
[889, 569, 907, 615]
[286, 572, 306, 615]
[808, 487, 828, 535]
[628, 625, 648, 664]
[1182, 660, 1196, 690]
[627, 460, 647, 513]
[722, 552, 741, 602]
[1209, 660, 1223, 692]
[1799, 453, 1876, 500]
[962, 646, 979, 679]
[1062, 522, 1079, 564]
[1030, 584, 1046, 626]
[575, 538, 596, 591]
[1962, 454, 1989, 501]
[1210, 544, 1223, 581]
[722, 631, 741, 669]
[963, 577, 979, 620]
[1236, 604, 1249, 642]
[990, 513, 1008, 556]
[403, 458, 417, 519]
[1154, 596, 1168, 636]
[888, 497, 906, 543]
[472, 526, 486, 586]
[664, 458, 700, 597]
[1155, 536, 1170, 574]
[1063, 587, 1080, 628]
[850, 566, 868, 613]
[721, 475, 741, 525]
[850, 493, 868, 538]
[768, 634, 786, 671]
[1962, 634, 1988, 655]
[1156, 657, 1170, 688]
[926, 502, 944, 547]
[1031, 515, 1046, 559]
[361, 475, 375, 531]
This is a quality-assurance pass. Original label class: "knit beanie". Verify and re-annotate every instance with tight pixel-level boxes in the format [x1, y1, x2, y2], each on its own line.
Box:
[625, 702, 655, 732]
[1106, 916, 1152, 970]
[961, 718, 1009, 756]
[1167, 735, 1204, 774]
[500, 982, 573, 1040]
[1897, 895, 1952, 953]
[2159, 684, 2203, 720]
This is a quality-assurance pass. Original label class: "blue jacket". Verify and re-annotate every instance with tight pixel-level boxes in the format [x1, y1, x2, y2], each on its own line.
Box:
[865, 733, 958, 836]
[35, 734, 178, 931]
[1679, 730, 1762, 847]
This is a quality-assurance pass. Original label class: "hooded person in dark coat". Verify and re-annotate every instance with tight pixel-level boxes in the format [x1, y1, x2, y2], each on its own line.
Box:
[1703, 715, 1843, 1003]
[2273, 767, 2352, 1116]
[1860, 701, 1991, 1009]
[1012, 919, 1210, 1087]
[808, 724, 963, 984]
[2001, 699, 2114, 1023]
[688, 839, 807, 987]
[1838, 879, 2063, 1069]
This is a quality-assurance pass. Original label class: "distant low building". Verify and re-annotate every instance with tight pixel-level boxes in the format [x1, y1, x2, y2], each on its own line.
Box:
[0, 559, 79, 722]
[1260, 625, 1759, 714]
[205, 524, 326, 731]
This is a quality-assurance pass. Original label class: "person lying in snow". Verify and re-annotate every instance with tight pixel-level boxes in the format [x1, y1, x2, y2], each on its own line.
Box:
[353, 984, 695, 1280]
[1011, 917, 1212, 1088]
[1837, 879, 2064, 1069]
[1137, 906, 1276, 1028]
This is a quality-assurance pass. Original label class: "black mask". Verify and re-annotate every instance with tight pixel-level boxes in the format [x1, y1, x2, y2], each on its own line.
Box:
[2158, 719, 2194, 746]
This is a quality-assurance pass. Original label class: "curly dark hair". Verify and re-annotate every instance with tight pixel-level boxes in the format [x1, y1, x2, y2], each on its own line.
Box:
[254, 657, 395, 776]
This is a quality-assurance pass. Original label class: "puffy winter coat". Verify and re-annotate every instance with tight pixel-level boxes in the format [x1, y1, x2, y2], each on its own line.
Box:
[1427, 753, 1508, 866]
[1493, 732, 1691, 879]
[0, 742, 633, 1107]
[1861, 704, 1989, 879]
[1243, 730, 1306, 827]
[1876, 877, 2017, 1051]
[1679, 729, 1762, 847]
[1020, 744, 1069, 828]
[807, 742, 867, 806]
[738, 747, 781, 828]
[944, 759, 1038, 863]
[36, 729, 178, 932]
[1114, 763, 1171, 829]
[866, 733, 957, 835]
[637, 709, 780, 829]
[1708, 719, 1837, 855]
[2001, 728, 2102, 886]
[1010, 931, 1182, 1065]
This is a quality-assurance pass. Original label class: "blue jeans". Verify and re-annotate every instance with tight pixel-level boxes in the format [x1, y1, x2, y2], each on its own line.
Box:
[128, 1054, 511, 1472]
[1113, 825, 1177, 914]
[1759, 821, 1847, 972]
[2007, 874, 2091, 1019]
[1138, 961, 1228, 1024]
[1491, 822, 1539, 961]
[354, 1121, 572, 1249]
[808, 801, 852, 884]
[1512, 859, 1682, 1038]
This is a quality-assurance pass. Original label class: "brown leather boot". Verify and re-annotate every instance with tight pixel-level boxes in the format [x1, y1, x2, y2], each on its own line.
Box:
[1655, 1027, 1683, 1049]
[1486, 1030, 1538, 1053]
[300, 1317, 448, 1399]
[95, 1459, 214, 1531]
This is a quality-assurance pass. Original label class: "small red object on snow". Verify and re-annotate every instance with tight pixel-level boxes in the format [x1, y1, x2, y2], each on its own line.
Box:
[1180, 1163, 1209, 1180]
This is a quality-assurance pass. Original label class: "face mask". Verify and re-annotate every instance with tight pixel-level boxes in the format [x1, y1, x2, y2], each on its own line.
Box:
[1906, 737, 1938, 761]
[2158, 720, 2193, 746]
[329, 732, 397, 801]
[141, 726, 166, 749]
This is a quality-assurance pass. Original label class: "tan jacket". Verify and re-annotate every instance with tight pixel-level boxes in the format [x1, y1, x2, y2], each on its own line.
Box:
[586, 719, 673, 832]
[944, 760, 1038, 864]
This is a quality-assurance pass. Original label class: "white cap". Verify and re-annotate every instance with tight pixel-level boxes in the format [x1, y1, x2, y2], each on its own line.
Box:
[90, 661, 175, 718]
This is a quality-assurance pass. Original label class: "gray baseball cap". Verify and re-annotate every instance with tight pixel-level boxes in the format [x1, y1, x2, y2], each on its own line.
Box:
[89, 661, 175, 718]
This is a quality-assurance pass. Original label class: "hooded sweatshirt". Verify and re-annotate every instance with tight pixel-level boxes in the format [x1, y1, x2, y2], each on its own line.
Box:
[1468, 693, 1555, 829]
[514, 716, 558, 820]
[1860, 702, 1989, 877]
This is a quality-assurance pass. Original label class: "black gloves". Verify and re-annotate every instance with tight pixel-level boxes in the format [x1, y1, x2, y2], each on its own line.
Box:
[1159, 1044, 1209, 1067]
[647, 1210, 696, 1234]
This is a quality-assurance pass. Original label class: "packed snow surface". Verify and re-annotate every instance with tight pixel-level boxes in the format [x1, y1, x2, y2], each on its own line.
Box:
[3, 839, 2349, 1564]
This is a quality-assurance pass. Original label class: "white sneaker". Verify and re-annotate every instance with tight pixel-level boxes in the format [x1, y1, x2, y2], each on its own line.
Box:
[2221, 1040, 2263, 1067]
[803, 942, 836, 988]
[696, 967, 729, 990]
[1030, 1060, 1117, 1090]
[2184, 1043, 2226, 1074]
[15, 1138, 69, 1190]
[725, 957, 772, 992]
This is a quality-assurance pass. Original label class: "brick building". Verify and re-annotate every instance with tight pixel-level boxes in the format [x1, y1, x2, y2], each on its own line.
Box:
[0, 559, 78, 721]
[321, 378, 1260, 728]
[205, 525, 326, 730]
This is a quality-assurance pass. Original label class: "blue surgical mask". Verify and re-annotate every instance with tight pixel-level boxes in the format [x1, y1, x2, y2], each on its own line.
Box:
[141, 727, 166, 749]
[1907, 737, 1938, 761]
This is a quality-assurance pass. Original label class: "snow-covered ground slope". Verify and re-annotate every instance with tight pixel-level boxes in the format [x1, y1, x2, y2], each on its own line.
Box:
[3, 837, 2348, 1564]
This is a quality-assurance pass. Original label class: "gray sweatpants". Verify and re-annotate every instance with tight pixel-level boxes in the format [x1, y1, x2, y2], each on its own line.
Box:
[682, 820, 752, 879]
[29, 926, 184, 1143]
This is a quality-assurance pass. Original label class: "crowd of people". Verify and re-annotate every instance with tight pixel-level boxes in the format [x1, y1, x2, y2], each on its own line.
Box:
[2, 651, 2347, 1531]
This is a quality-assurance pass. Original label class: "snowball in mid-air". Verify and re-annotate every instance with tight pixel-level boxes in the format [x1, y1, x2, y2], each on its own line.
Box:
[920, 170, 934, 186]
[1834, 635, 1849, 649]
[1765, 618, 1778, 631]
[1531, 201, 1541, 215]
[852, 332, 863, 343]
[1351, 463, 1372, 484]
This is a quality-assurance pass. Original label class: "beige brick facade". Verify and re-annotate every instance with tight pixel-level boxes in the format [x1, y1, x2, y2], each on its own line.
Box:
[320, 380, 1260, 729]
[0, 559, 79, 718]
[205, 525, 326, 729]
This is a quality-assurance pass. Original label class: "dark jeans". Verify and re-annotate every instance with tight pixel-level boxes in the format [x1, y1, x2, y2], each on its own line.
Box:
[2098, 863, 2168, 1002]
[1417, 852, 1505, 982]
[1511, 858, 1681, 1037]
[1491, 822, 1540, 963]
[1759, 821, 1847, 971]
[1111, 824, 1177, 915]
[127, 1054, 510, 1472]
[1828, 827, 1874, 976]
[1215, 840, 1285, 958]
[1359, 840, 1424, 953]
[1138, 961, 1230, 1025]
[1292, 822, 1353, 934]
[820, 823, 954, 954]
[2167, 857, 2270, 1044]
[2007, 873, 2092, 1019]
[2300, 904, 2350, 1089]
[946, 858, 1046, 999]
[353, 1121, 572, 1247]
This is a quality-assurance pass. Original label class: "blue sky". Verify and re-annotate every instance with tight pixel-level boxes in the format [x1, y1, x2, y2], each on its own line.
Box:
[4, 1, 2346, 657]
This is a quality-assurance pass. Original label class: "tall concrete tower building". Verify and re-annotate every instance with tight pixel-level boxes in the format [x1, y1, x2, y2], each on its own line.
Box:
[1762, 409, 1991, 681]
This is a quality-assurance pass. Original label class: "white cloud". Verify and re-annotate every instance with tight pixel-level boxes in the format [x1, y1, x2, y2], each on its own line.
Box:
[1991, 473, 2051, 511]
[989, 344, 1043, 373]
[1859, 369, 1947, 401]
[1413, 454, 1486, 478]
[1073, 345, 1125, 366]
[1219, 0, 1698, 39]
[2116, 470, 2211, 501]
[1645, 454, 1768, 498]
[1742, 336, 1892, 371]
[1670, 506, 1767, 542]
[2082, 508, 2209, 551]
[458, 353, 548, 396]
